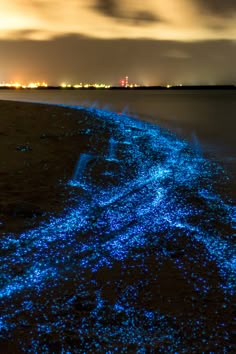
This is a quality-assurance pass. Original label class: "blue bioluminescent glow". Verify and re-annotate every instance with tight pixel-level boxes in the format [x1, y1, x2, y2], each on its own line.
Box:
[191, 131, 202, 158]
[107, 137, 117, 161]
[72, 153, 95, 183]
[0, 104, 235, 352]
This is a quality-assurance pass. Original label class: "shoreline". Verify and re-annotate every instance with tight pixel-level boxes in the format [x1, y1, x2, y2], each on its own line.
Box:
[0, 100, 101, 233]
[0, 100, 234, 352]
[0, 89, 235, 181]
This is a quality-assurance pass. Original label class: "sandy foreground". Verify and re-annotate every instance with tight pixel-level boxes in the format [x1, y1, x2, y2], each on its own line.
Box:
[0, 100, 98, 233]
[0, 100, 234, 352]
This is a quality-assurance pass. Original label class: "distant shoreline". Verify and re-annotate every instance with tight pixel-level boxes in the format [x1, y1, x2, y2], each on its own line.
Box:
[0, 85, 235, 90]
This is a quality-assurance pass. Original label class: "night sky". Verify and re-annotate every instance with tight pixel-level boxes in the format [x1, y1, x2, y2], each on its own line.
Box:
[0, 0, 236, 85]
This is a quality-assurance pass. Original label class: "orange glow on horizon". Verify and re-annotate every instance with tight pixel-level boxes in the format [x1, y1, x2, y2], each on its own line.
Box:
[0, 82, 48, 88]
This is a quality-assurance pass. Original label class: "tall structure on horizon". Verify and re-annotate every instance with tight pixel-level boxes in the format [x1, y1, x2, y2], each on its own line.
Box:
[120, 76, 129, 87]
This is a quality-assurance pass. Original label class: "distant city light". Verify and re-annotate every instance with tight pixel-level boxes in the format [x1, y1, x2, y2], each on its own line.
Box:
[60, 82, 111, 89]
[0, 82, 48, 88]
[0, 80, 197, 89]
[120, 76, 140, 88]
[73, 84, 82, 88]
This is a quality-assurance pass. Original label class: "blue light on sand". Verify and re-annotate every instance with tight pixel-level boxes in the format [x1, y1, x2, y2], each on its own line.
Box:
[0, 105, 235, 352]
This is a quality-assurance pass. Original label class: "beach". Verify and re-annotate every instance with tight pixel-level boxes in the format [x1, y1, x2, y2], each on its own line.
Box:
[0, 100, 234, 352]
[0, 100, 100, 233]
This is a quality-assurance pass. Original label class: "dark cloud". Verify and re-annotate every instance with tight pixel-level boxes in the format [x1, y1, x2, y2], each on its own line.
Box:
[195, 0, 236, 17]
[130, 11, 158, 24]
[94, 0, 117, 17]
[93, 0, 159, 24]
[0, 35, 235, 85]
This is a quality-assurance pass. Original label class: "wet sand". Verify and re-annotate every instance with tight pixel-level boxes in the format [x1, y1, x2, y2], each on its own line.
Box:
[0, 100, 234, 353]
[0, 100, 102, 233]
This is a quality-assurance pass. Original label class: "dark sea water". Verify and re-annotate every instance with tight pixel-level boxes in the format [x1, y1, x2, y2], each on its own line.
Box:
[0, 89, 235, 193]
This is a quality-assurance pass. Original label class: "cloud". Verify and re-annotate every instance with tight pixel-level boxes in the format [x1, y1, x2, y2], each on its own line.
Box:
[93, 0, 117, 18]
[195, 0, 236, 17]
[0, 0, 235, 41]
[93, 0, 159, 24]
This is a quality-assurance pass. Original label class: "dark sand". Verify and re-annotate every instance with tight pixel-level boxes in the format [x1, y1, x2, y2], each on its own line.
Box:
[0, 100, 98, 233]
[0, 100, 234, 353]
